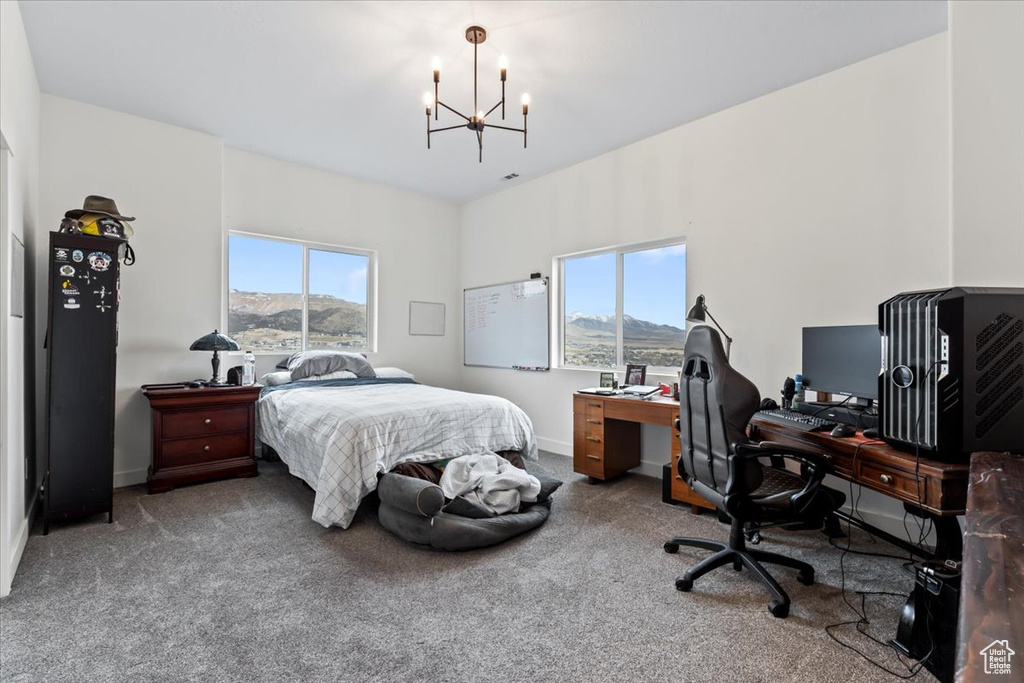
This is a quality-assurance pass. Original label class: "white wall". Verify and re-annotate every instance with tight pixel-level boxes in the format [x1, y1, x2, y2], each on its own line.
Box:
[40, 96, 224, 488]
[38, 100, 464, 489]
[950, 0, 1024, 286]
[0, 0, 41, 598]
[460, 35, 951, 476]
[222, 149, 462, 387]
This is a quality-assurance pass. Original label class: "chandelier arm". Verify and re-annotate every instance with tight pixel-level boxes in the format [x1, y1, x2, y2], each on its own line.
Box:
[429, 124, 468, 134]
[502, 80, 506, 119]
[437, 101, 471, 122]
[484, 123, 525, 133]
[477, 129, 483, 163]
[485, 100, 503, 118]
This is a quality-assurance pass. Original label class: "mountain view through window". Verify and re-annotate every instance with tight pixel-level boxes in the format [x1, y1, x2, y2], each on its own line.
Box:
[228, 234, 369, 352]
[563, 242, 686, 369]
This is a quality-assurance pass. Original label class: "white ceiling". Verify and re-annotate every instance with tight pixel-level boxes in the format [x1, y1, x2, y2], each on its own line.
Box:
[20, 0, 947, 204]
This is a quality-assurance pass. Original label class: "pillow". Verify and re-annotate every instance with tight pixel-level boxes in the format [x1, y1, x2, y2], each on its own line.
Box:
[374, 366, 415, 380]
[260, 371, 293, 386]
[277, 351, 368, 370]
[294, 369, 357, 382]
[286, 350, 375, 380]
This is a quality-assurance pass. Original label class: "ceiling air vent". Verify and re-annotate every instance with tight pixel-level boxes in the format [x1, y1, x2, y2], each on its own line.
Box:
[501, 173, 520, 181]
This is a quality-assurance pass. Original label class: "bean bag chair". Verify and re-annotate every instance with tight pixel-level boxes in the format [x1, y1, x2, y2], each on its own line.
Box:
[377, 467, 562, 551]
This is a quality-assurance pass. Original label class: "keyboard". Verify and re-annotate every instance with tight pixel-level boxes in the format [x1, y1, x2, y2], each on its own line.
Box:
[754, 409, 838, 433]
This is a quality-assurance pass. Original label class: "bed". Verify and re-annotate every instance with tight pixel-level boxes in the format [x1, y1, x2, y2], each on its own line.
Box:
[257, 361, 538, 529]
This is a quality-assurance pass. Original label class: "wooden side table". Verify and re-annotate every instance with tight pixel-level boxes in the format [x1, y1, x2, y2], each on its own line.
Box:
[141, 383, 262, 493]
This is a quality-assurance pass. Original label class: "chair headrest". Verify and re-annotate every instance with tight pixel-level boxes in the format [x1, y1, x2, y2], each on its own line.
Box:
[685, 325, 729, 366]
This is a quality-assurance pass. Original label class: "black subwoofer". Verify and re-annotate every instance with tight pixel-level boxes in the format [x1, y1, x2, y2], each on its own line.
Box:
[878, 287, 1024, 461]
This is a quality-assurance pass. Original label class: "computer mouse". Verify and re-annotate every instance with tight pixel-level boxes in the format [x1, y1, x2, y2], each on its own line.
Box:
[830, 424, 857, 438]
[189, 380, 204, 389]
[862, 427, 879, 439]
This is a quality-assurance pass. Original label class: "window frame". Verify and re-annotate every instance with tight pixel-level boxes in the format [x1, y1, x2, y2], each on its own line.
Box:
[554, 236, 686, 373]
[224, 230, 378, 354]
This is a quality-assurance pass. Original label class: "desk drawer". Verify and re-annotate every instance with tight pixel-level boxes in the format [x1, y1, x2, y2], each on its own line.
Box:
[584, 400, 604, 420]
[162, 405, 249, 439]
[160, 432, 250, 468]
[858, 461, 922, 502]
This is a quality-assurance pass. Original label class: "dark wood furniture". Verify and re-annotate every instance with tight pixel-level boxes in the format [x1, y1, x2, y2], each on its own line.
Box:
[572, 393, 713, 513]
[956, 452, 1023, 682]
[44, 232, 125, 534]
[749, 416, 970, 560]
[142, 384, 261, 493]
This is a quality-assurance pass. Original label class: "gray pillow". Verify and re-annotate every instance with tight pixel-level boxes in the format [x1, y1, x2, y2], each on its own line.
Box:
[286, 350, 375, 380]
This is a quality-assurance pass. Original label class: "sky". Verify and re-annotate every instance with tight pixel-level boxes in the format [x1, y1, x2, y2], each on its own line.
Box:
[228, 234, 368, 303]
[564, 244, 686, 327]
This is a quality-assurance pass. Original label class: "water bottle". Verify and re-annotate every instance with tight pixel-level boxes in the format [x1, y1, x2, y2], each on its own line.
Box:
[793, 373, 805, 410]
[242, 351, 256, 386]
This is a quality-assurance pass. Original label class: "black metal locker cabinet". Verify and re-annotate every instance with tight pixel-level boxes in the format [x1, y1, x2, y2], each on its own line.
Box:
[44, 232, 123, 533]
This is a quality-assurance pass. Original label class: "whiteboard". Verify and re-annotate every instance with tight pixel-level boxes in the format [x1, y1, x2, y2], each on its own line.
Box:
[464, 279, 549, 370]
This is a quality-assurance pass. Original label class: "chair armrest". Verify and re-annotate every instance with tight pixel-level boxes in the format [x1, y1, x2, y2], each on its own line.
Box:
[733, 441, 832, 514]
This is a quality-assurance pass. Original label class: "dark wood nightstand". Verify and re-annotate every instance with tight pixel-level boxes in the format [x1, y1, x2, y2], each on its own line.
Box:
[141, 383, 262, 493]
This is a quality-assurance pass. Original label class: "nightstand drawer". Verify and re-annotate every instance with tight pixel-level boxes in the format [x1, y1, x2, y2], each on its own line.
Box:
[161, 432, 249, 468]
[162, 405, 249, 439]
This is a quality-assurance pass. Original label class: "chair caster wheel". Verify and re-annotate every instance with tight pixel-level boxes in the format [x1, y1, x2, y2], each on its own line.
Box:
[664, 542, 679, 554]
[676, 577, 693, 592]
[769, 600, 789, 618]
[733, 560, 743, 572]
[797, 570, 814, 586]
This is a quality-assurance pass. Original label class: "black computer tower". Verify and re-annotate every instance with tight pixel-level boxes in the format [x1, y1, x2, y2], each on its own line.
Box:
[892, 561, 960, 683]
[878, 287, 1024, 461]
[43, 232, 124, 533]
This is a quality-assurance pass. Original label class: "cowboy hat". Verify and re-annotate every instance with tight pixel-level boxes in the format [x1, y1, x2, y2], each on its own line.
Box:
[64, 195, 135, 222]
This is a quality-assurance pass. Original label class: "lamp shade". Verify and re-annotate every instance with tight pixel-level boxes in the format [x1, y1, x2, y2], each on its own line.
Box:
[189, 330, 240, 352]
[686, 295, 707, 324]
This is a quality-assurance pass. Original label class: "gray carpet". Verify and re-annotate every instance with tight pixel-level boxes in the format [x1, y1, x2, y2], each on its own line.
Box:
[1, 452, 932, 682]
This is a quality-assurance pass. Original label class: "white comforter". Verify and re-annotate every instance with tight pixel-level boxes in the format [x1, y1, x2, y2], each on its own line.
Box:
[257, 381, 538, 528]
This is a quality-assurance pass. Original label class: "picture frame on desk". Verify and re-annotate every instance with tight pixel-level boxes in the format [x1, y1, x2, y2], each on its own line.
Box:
[599, 372, 615, 388]
[625, 364, 646, 386]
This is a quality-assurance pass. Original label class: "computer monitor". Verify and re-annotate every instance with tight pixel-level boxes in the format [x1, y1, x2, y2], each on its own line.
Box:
[802, 325, 880, 405]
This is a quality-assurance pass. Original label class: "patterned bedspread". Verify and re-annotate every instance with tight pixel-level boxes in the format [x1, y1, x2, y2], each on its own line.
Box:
[256, 379, 538, 528]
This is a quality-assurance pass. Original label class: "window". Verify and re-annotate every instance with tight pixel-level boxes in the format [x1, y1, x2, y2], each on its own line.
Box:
[559, 240, 686, 370]
[227, 232, 374, 353]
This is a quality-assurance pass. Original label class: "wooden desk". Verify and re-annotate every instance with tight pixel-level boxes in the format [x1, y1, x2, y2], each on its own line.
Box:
[749, 416, 970, 559]
[572, 393, 713, 513]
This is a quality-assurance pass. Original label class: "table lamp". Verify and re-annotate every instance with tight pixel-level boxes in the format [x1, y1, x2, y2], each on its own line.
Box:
[189, 329, 240, 385]
[686, 294, 733, 359]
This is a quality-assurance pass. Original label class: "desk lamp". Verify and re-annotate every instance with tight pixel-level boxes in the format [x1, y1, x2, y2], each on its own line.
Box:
[189, 329, 240, 385]
[686, 294, 733, 359]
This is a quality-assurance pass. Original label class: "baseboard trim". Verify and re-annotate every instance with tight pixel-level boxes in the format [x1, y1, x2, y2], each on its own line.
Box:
[536, 436, 570, 456]
[1, 492, 36, 598]
[113, 468, 148, 489]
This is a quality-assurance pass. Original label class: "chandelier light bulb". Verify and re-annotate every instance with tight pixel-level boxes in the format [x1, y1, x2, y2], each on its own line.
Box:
[499, 55, 508, 70]
[422, 92, 433, 111]
[477, 110, 485, 121]
[432, 56, 442, 72]
[521, 93, 531, 106]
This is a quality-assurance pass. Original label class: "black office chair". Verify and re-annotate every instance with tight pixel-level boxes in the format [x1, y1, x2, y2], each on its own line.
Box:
[665, 326, 845, 618]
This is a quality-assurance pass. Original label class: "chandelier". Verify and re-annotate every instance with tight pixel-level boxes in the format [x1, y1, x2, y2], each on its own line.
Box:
[422, 25, 530, 162]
